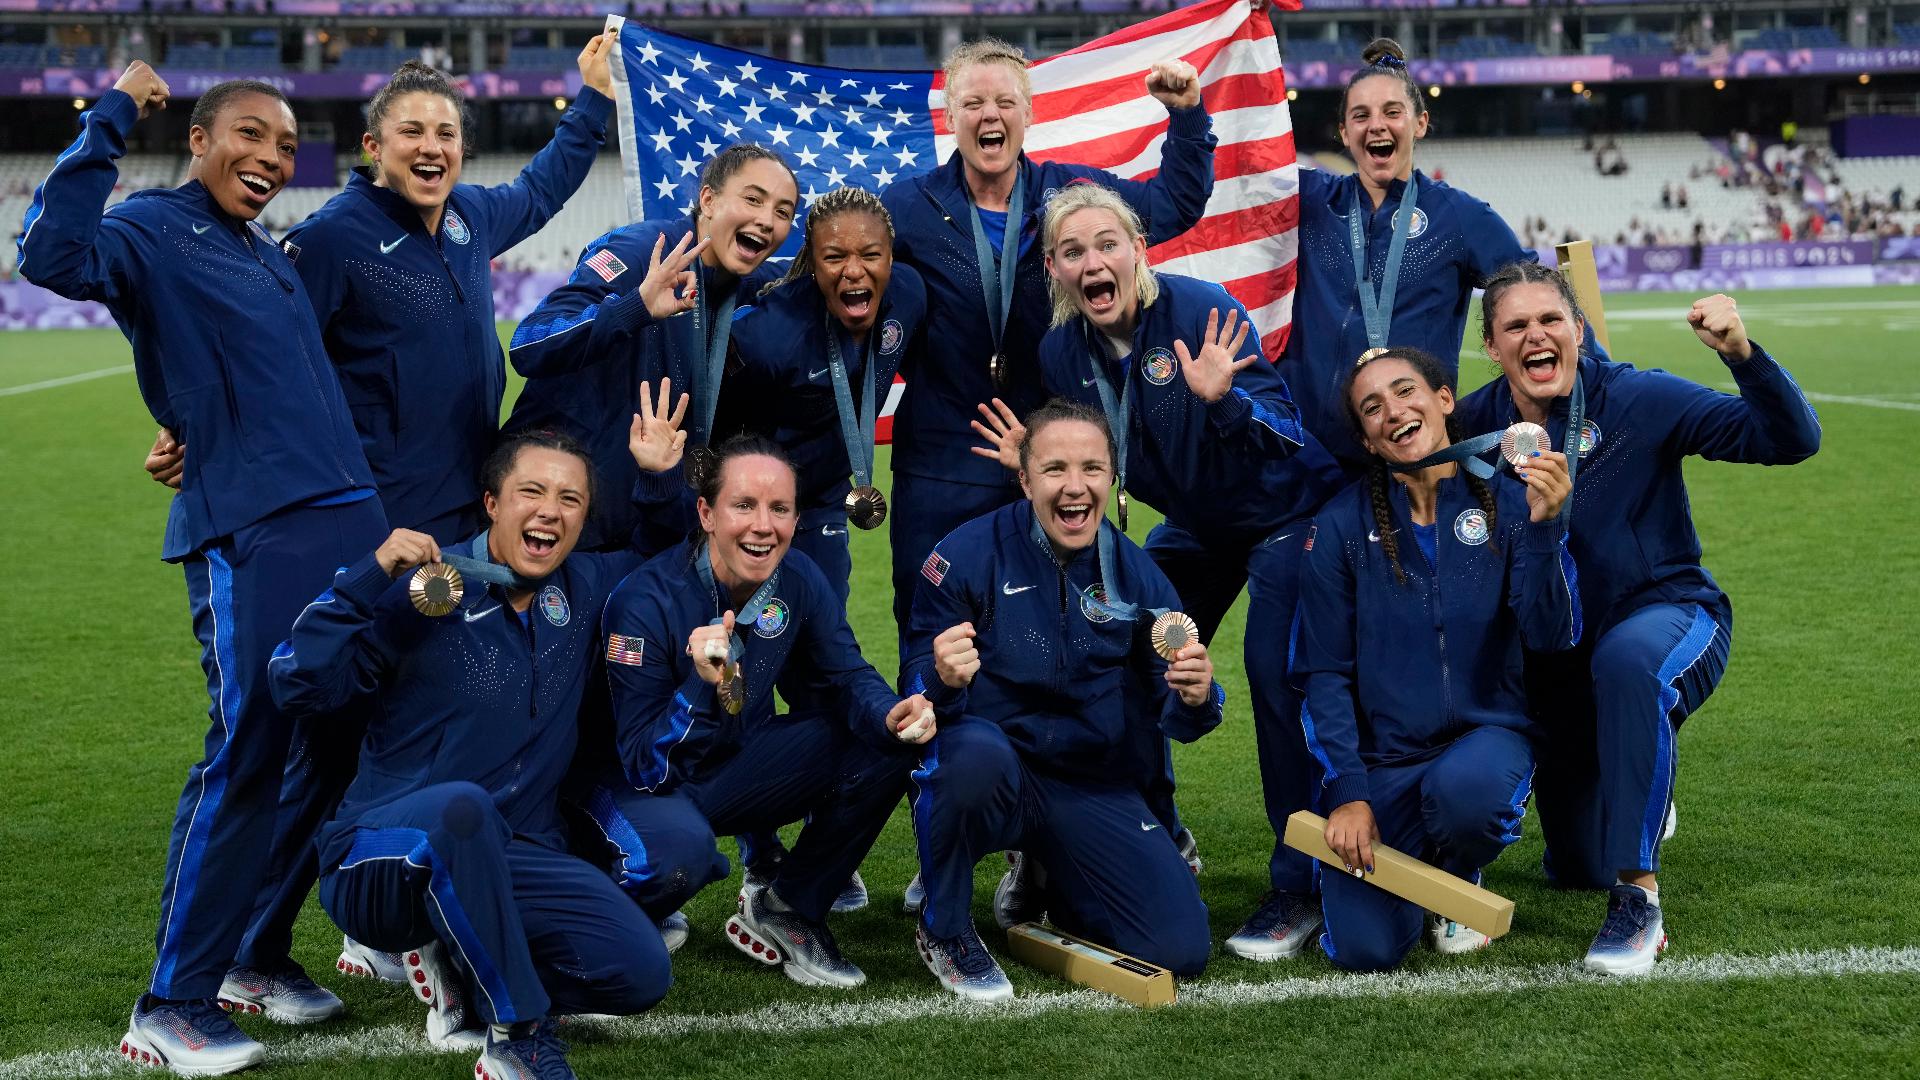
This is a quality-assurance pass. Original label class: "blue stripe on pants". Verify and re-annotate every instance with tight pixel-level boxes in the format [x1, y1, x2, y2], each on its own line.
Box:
[1642, 606, 1722, 867]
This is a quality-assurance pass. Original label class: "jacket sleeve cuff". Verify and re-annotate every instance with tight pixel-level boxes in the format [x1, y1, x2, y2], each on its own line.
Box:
[1166, 102, 1212, 139]
[1725, 340, 1779, 378]
[1165, 682, 1225, 742]
[572, 86, 614, 127]
[93, 88, 139, 134]
[336, 551, 399, 611]
[1520, 516, 1566, 553]
[1325, 773, 1371, 811]
[1205, 387, 1250, 431]
[633, 464, 686, 505]
[602, 286, 656, 335]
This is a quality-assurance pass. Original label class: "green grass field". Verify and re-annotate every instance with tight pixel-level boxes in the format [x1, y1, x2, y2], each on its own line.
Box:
[3, 287, 1918, 1079]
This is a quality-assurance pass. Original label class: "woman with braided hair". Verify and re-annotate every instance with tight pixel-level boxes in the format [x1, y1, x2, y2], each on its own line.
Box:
[1291, 346, 1579, 972]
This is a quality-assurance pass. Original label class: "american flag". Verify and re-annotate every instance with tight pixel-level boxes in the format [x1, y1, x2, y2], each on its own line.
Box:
[604, 0, 1301, 435]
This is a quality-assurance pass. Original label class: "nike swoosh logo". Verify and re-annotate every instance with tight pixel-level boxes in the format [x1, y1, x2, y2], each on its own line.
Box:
[1081, 376, 1098, 387]
[808, 367, 830, 380]
[1262, 531, 1296, 547]
[1367, 529, 1400, 543]
[820, 526, 847, 537]
[464, 606, 499, 622]
[1140, 822, 1160, 832]
[191, 223, 211, 235]
[1002, 582, 1036, 595]
[380, 235, 406, 254]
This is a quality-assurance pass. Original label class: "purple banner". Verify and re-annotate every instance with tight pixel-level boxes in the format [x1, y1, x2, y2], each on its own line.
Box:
[0, 67, 585, 100]
[1593, 244, 1695, 275]
[1882, 237, 1920, 263]
[1699, 240, 1877, 272]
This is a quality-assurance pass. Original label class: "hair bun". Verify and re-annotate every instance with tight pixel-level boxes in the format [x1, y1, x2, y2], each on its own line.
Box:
[1362, 38, 1408, 67]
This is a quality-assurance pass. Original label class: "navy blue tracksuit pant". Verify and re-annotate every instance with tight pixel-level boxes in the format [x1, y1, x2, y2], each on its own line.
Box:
[1146, 519, 1315, 894]
[319, 782, 670, 1024]
[581, 716, 913, 924]
[1531, 602, 1731, 888]
[236, 502, 481, 973]
[1320, 726, 1535, 973]
[150, 497, 387, 1002]
[911, 719, 1213, 978]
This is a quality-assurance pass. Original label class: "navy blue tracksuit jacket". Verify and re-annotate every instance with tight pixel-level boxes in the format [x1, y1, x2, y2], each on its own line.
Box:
[284, 88, 610, 536]
[1294, 477, 1581, 811]
[17, 88, 374, 554]
[1036, 272, 1343, 541]
[1286, 168, 1531, 471]
[505, 218, 781, 548]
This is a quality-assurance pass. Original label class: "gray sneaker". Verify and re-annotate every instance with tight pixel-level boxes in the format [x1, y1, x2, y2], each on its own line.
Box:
[902, 872, 926, 916]
[991, 850, 1045, 930]
[1224, 890, 1323, 961]
[830, 870, 870, 914]
[120, 995, 266, 1075]
[657, 910, 690, 954]
[335, 934, 407, 984]
[916, 922, 1015, 1003]
[476, 1019, 576, 1080]
[1175, 828, 1203, 875]
[725, 882, 867, 988]
[404, 940, 484, 1050]
[217, 964, 344, 1024]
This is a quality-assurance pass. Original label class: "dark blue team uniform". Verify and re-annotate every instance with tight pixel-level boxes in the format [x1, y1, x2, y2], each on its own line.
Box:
[236, 89, 610, 978]
[880, 105, 1216, 649]
[1295, 475, 1580, 970]
[268, 535, 667, 1023]
[903, 503, 1225, 976]
[713, 265, 925, 602]
[1455, 343, 1820, 886]
[1037, 272, 1345, 894]
[504, 217, 781, 549]
[1286, 168, 1530, 472]
[578, 541, 915, 925]
[16, 87, 388, 1002]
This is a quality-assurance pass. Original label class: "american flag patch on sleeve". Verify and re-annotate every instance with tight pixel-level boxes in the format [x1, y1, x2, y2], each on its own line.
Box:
[920, 551, 949, 587]
[585, 248, 629, 283]
[606, 633, 646, 666]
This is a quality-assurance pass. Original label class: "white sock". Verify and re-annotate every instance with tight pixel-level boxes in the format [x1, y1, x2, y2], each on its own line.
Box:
[1617, 878, 1659, 905]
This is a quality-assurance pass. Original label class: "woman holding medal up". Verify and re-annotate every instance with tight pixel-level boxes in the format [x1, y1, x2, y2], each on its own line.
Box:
[267, 400, 693, 1080]
[904, 401, 1225, 1001]
[506, 144, 799, 550]
[1284, 38, 1534, 475]
[880, 37, 1217, 653]
[1454, 265, 1821, 975]
[1294, 346, 1579, 972]
[580, 436, 933, 991]
[977, 183, 1343, 950]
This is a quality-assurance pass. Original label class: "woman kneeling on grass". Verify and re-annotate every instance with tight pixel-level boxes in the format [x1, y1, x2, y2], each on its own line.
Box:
[1294, 347, 1579, 971]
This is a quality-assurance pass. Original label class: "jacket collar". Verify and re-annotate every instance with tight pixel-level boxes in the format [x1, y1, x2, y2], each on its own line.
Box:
[349, 166, 442, 236]
[926, 150, 1036, 238]
[1326, 168, 1427, 213]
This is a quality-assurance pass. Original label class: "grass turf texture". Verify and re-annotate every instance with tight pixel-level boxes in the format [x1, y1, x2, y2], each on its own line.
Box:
[2, 287, 1916, 1077]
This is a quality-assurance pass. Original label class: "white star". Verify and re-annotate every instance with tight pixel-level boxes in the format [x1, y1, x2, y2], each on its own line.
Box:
[720, 119, 742, 138]
[846, 148, 868, 169]
[873, 166, 897, 187]
[676, 153, 701, 177]
[670, 111, 693, 132]
[840, 77, 858, 87]
[739, 60, 760, 82]
[795, 146, 820, 167]
[868, 124, 892, 146]
[825, 166, 847, 186]
[766, 86, 788, 103]
[790, 71, 809, 85]
[894, 146, 918, 167]
[891, 106, 913, 127]
[636, 40, 661, 65]
[692, 95, 714, 115]
[653, 175, 678, 200]
[813, 88, 834, 106]
[714, 75, 738, 98]
[645, 84, 666, 106]
[648, 129, 674, 152]
[890, 82, 910, 91]
[862, 87, 885, 107]
[663, 70, 688, 92]
[689, 52, 710, 73]
[792, 103, 817, 125]
[818, 126, 842, 147]
[697, 136, 720, 157]
[767, 123, 792, 146]
[804, 185, 824, 203]
[841, 104, 862, 125]
[742, 101, 766, 123]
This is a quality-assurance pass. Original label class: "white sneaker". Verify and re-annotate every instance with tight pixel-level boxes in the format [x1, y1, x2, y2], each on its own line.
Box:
[724, 882, 867, 988]
[902, 872, 926, 916]
[1224, 891, 1322, 961]
[335, 935, 407, 984]
[120, 995, 266, 1076]
[657, 911, 689, 954]
[217, 965, 345, 1024]
[1584, 884, 1668, 976]
[1427, 913, 1491, 955]
[404, 940, 484, 1049]
[916, 922, 1015, 1003]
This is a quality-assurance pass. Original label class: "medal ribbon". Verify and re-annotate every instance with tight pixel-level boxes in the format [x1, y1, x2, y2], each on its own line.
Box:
[1084, 324, 1133, 503]
[967, 169, 1027, 365]
[450, 531, 546, 590]
[1027, 512, 1165, 624]
[1348, 175, 1419, 349]
[693, 541, 782, 666]
[1389, 373, 1584, 525]
[823, 315, 879, 492]
[688, 260, 741, 447]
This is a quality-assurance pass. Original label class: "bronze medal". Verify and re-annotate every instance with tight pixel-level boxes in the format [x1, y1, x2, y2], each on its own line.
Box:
[1149, 611, 1201, 661]
[845, 485, 888, 530]
[408, 563, 465, 617]
[1117, 490, 1130, 533]
[716, 659, 745, 716]
[1499, 422, 1551, 467]
[989, 351, 1006, 389]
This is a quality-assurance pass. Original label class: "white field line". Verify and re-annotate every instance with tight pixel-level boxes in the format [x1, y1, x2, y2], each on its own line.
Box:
[6, 945, 1918, 1079]
[0, 365, 133, 397]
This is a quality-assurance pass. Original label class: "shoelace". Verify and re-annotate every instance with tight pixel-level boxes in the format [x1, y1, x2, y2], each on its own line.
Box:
[503, 1024, 575, 1080]
[1242, 891, 1297, 934]
[1596, 889, 1651, 946]
[178, 998, 245, 1039]
[942, 931, 998, 978]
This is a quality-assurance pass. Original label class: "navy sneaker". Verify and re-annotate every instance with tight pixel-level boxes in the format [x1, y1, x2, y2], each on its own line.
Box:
[476, 1019, 575, 1080]
[916, 921, 1014, 1003]
[119, 995, 266, 1075]
[217, 964, 344, 1024]
[1225, 890, 1322, 961]
[335, 935, 407, 984]
[1584, 884, 1667, 976]
[726, 882, 867, 988]
[830, 870, 870, 914]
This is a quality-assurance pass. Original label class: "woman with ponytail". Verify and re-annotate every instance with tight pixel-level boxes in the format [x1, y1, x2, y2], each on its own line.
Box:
[1290, 346, 1579, 972]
